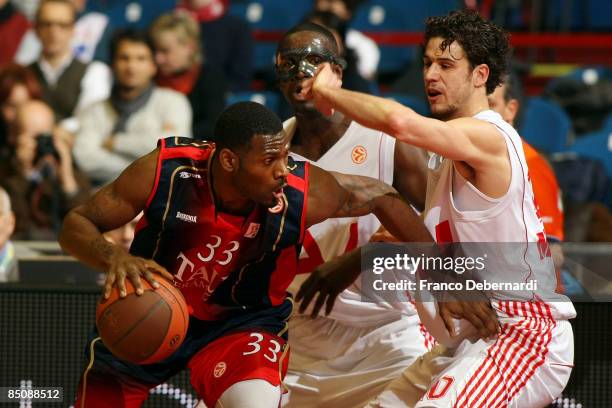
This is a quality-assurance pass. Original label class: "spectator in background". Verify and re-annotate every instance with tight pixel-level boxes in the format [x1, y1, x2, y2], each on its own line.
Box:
[0, 64, 42, 157]
[28, 0, 111, 139]
[0, 0, 31, 66]
[0, 100, 89, 240]
[488, 74, 566, 291]
[16, 0, 114, 65]
[178, 0, 253, 91]
[314, 0, 379, 80]
[10, 0, 39, 21]
[0, 186, 17, 282]
[74, 29, 192, 186]
[150, 12, 226, 139]
[69, 0, 113, 62]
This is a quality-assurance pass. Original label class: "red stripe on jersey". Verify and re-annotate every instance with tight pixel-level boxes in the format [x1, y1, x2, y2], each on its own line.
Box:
[145, 139, 165, 208]
[299, 162, 309, 242]
[454, 318, 555, 408]
[520, 302, 528, 318]
[543, 302, 554, 320]
[497, 320, 550, 406]
[344, 222, 359, 252]
[297, 230, 325, 274]
[435, 220, 454, 244]
[287, 172, 306, 193]
[268, 246, 298, 305]
[454, 322, 518, 407]
[484, 321, 536, 407]
[505, 321, 554, 403]
[502, 322, 555, 398]
[419, 323, 436, 351]
[496, 301, 556, 320]
[162, 145, 213, 161]
[458, 333, 508, 406]
[469, 321, 528, 407]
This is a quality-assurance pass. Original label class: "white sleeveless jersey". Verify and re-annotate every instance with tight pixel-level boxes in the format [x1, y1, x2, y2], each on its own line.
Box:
[285, 117, 418, 326]
[423, 110, 576, 321]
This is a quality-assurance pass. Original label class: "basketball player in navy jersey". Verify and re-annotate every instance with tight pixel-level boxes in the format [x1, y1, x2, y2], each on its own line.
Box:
[59, 101, 433, 408]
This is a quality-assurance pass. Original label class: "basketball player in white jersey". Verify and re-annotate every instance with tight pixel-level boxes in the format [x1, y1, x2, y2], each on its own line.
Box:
[298, 9, 576, 407]
[275, 22, 434, 407]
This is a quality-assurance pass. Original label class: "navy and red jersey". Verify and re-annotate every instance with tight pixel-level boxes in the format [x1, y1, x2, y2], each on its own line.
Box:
[130, 137, 309, 321]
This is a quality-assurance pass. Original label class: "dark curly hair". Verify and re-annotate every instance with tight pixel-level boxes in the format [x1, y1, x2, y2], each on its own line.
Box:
[424, 9, 511, 95]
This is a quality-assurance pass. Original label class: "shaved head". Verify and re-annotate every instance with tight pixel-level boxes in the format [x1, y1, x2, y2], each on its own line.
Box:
[16, 100, 55, 135]
[278, 22, 339, 55]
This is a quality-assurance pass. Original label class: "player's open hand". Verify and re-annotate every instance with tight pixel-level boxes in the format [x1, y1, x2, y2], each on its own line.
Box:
[104, 249, 174, 299]
[296, 250, 362, 318]
[438, 298, 500, 340]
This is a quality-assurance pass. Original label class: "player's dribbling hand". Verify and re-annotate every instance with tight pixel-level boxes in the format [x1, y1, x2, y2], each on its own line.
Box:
[104, 249, 174, 299]
[438, 299, 501, 340]
[296, 250, 362, 318]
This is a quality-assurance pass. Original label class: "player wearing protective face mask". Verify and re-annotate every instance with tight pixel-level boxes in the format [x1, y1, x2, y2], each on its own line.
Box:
[276, 42, 347, 82]
[276, 23, 436, 408]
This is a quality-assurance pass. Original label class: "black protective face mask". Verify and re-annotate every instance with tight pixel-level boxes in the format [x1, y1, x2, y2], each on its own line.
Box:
[276, 43, 346, 82]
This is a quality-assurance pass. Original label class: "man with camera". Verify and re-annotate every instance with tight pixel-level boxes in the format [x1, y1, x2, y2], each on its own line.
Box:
[0, 100, 89, 239]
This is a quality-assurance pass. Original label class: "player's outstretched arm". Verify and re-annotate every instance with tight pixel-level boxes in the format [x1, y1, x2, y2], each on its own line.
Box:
[59, 149, 173, 298]
[305, 63, 507, 170]
[305, 165, 432, 242]
[298, 165, 432, 316]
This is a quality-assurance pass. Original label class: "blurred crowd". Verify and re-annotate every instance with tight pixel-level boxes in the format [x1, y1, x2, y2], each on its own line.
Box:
[0, 0, 610, 282]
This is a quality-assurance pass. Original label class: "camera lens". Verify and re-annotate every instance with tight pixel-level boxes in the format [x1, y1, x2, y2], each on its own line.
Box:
[35, 133, 58, 161]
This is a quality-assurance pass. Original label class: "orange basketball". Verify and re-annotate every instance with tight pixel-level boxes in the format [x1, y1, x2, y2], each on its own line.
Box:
[96, 277, 189, 365]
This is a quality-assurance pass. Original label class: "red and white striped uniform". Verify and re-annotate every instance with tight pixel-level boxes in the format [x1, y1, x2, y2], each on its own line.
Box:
[372, 110, 575, 408]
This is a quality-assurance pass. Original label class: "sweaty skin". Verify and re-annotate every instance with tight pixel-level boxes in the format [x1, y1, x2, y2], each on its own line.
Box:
[60, 136, 432, 303]
[276, 30, 498, 337]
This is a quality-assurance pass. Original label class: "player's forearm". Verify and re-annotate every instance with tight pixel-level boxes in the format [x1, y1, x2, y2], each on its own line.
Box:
[314, 84, 402, 137]
[372, 194, 433, 243]
[314, 85, 474, 161]
[59, 210, 123, 272]
[334, 173, 432, 242]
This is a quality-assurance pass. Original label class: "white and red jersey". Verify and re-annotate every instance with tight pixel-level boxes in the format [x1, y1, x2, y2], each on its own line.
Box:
[422, 110, 575, 321]
[286, 117, 419, 326]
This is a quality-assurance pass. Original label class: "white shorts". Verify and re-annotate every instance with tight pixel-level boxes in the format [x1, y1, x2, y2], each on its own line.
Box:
[368, 318, 574, 408]
[282, 314, 433, 408]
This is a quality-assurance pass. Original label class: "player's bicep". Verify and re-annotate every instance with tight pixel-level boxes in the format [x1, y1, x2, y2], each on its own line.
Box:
[392, 115, 502, 166]
[306, 166, 399, 227]
[75, 149, 159, 232]
[305, 166, 348, 228]
[442, 118, 507, 166]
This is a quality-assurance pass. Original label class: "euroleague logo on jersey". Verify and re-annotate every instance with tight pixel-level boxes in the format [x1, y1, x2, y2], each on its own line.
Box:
[213, 361, 227, 378]
[351, 145, 367, 164]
